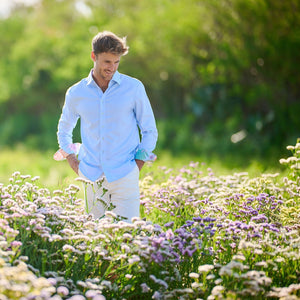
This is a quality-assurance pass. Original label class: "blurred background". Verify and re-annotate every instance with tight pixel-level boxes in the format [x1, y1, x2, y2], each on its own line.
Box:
[0, 0, 299, 185]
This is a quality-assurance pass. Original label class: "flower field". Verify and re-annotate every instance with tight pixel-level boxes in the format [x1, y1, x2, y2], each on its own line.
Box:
[1, 141, 300, 300]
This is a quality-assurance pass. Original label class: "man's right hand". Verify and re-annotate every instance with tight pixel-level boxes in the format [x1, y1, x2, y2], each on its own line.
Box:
[66, 153, 79, 175]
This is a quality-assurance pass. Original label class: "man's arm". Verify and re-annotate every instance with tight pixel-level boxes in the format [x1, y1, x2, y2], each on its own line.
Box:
[134, 83, 158, 169]
[66, 153, 80, 175]
[57, 90, 80, 174]
[135, 159, 145, 171]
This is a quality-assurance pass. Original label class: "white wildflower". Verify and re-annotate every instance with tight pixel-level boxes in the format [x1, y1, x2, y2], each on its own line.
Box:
[128, 255, 140, 265]
[286, 230, 299, 236]
[83, 230, 95, 236]
[219, 261, 245, 276]
[210, 285, 225, 295]
[133, 220, 146, 227]
[0, 241, 8, 248]
[189, 272, 199, 279]
[95, 234, 106, 240]
[71, 234, 90, 241]
[18, 256, 28, 262]
[238, 240, 260, 250]
[255, 261, 268, 268]
[92, 295, 106, 300]
[60, 228, 75, 236]
[105, 211, 117, 218]
[121, 244, 131, 253]
[232, 254, 246, 261]
[57, 286, 69, 296]
[254, 249, 264, 255]
[123, 233, 133, 240]
[275, 257, 285, 263]
[191, 282, 202, 289]
[77, 281, 87, 288]
[49, 234, 63, 242]
[31, 176, 40, 182]
[53, 190, 63, 195]
[12, 171, 21, 178]
[101, 280, 112, 289]
[117, 254, 127, 260]
[287, 145, 295, 151]
[150, 275, 168, 289]
[198, 264, 214, 273]
[62, 245, 76, 252]
[279, 158, 288, 164]
[287, 156, 297, 163]
[258, 276, 272, 286]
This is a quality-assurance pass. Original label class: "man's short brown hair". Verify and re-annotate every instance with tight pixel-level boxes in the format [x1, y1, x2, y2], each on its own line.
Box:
[92, 31, 129, 56]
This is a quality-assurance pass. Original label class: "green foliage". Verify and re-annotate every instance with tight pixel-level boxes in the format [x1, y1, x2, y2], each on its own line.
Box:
[0, 0, 299, 161]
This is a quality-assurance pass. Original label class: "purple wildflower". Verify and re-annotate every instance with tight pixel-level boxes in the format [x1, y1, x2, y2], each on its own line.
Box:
[182, 246, 197, 257]
[152, 236, 165, 248]
[251, 214, 268, 223]
[151, 251, 164, 263]
[164, 221, 174, 228]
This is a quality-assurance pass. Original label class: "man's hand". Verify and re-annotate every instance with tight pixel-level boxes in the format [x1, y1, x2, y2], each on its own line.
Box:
[66, 153, 79, 175]
[135, 159, 145, 171]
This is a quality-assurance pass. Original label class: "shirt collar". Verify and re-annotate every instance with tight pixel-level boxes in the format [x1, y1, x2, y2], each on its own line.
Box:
[86, 69, 94, 86]
[112, 71, 121, 85]
[87, 69, 121, 86]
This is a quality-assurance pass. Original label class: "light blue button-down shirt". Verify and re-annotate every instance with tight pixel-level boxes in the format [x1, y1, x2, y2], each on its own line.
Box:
[57, 70, 158, 182]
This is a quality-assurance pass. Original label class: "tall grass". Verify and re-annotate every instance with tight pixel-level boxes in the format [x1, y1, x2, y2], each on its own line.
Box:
[0, 145, 76, 190]
[0, 144, 285, 191]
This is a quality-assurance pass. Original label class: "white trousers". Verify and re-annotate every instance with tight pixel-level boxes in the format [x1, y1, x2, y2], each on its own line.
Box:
[79, 165, 140, 222]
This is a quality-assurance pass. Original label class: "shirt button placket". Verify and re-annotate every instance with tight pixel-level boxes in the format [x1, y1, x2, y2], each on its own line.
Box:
[100, 94, 105, 162]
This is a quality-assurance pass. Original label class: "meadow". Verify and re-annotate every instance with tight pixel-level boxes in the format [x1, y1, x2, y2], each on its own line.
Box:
[0, 140, 299, 299]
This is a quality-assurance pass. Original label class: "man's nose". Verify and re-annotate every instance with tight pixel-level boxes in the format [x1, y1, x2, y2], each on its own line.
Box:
[108, 64, 116, 72]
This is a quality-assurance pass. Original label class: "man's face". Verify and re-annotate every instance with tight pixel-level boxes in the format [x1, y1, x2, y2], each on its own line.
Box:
[91, 51, 121, 82]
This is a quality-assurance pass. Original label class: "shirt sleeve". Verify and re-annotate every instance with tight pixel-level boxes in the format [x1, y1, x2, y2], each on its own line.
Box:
[57, 89, 79, 155]
[134, 82, 158, 162]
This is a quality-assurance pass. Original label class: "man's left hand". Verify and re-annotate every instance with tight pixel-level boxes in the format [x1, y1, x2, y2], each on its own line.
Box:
[135, 159, 145, 171]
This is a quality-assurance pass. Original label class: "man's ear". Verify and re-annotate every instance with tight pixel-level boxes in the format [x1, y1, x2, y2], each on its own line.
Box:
[91, 51, 96, 62]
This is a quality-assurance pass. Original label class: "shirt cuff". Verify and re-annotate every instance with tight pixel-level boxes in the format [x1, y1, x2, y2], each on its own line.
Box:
[53, 143, 81, 161]
[135, 149, 157, 162]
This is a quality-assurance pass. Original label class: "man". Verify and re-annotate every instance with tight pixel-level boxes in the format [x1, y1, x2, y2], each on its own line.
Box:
[56, 31, 158, 222]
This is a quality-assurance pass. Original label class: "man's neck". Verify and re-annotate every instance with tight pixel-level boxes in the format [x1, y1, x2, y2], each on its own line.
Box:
[92, 71, 109, 92]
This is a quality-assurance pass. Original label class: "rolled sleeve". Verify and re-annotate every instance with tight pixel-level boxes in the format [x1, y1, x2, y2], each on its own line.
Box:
[135, 149, 157, 162]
